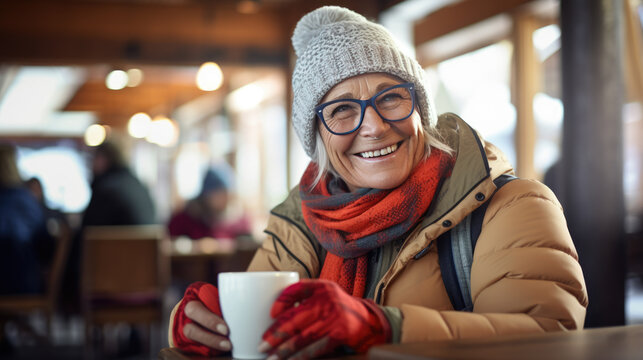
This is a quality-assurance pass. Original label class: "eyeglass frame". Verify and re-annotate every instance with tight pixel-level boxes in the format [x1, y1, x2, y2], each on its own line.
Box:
[314, 82, 417, 136]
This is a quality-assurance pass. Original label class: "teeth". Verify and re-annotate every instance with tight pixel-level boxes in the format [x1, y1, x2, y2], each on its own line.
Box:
[360, 143, 398, 158]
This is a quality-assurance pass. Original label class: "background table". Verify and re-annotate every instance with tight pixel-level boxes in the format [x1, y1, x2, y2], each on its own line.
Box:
[369, 325, 643, 360]
[169, 237, 259, 286]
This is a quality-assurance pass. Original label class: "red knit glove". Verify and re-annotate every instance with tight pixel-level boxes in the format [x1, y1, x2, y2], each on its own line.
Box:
[172, 282, 226, 357]
[261, 279, 391, 359]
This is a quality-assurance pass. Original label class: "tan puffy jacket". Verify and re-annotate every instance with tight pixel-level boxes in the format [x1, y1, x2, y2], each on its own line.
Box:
[247, 113, 588, 342]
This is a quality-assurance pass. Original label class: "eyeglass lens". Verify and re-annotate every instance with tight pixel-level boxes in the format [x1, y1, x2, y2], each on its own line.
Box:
[320, 85, 414, 134]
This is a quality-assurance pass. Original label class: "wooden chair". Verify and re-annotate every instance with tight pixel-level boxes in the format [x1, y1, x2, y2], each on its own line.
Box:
[0, 218, 72, 343]
[81, 224, 169, 355]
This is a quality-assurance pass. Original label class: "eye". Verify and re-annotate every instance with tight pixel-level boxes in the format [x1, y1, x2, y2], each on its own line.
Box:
[379, 93, 403, 103]
[376, 92, 405, 108]
[330, 103, 358, 117]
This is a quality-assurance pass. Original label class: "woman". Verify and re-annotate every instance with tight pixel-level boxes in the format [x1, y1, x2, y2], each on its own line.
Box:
[169, 6, 588, 359]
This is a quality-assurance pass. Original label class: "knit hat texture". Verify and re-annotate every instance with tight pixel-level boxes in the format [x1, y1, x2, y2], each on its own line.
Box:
[291, 6, 437, 157]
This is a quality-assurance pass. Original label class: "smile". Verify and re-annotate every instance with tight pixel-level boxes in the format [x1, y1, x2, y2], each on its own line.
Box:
[358, 141, 401, 158]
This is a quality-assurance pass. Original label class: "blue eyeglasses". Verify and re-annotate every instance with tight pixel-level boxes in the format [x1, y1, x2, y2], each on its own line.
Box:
[315, 82, 416, 135]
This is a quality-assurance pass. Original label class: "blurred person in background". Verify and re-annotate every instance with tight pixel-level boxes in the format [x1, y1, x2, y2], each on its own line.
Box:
[59, 139, 158, 356]
[167, 6, 588, 359]
[168, 167, 251, 241]
[61, 139, 157, 353]
[25, 176, 69, 270]
[64, 138, 157, 288]
[0, 143, 48, 295]
[81, 139, 156, 227]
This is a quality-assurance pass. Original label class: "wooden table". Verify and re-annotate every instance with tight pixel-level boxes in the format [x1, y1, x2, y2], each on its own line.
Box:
[369, 325, 643, 360]
[159, 325, 643, 359]
[158, 347, 365, 360]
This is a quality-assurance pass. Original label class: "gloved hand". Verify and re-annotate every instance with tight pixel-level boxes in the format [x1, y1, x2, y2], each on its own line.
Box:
[260, 279, 391, 359]
[172, 281, 230, 356]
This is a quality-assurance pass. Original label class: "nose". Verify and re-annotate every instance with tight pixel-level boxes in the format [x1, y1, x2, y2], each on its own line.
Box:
[358, 106, 389, 138]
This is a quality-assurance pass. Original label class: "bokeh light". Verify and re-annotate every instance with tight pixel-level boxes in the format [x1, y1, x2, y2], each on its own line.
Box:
[128, 112, 152, 138]
[84, 124, 106, 146]
[105, 70, 128, 90]
[126, 68, 144, 87]
[146, 116, 179, 147]
[196, 62, 224, 91]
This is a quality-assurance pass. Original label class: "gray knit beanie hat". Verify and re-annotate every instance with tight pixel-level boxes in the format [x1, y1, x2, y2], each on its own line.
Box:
[291, 6, 437, 157]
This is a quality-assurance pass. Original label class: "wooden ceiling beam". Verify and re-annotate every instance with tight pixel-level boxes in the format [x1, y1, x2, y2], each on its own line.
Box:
[0, 1, 285, 46]
[0, 0, 289, 65]
[0, 0, 406, 66]
[413, 0, 535, 46]
[64, 81, 206, 113]
[0, 34, 288, 66]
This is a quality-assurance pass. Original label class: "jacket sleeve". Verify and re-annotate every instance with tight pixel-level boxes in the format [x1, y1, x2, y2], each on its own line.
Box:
[246, 215, 323, 279]
[399, 179, 588, 342]
[168, 300, 181, 347]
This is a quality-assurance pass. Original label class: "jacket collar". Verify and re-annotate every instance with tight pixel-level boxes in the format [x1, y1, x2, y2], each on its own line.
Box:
[416, 112, 514, 229]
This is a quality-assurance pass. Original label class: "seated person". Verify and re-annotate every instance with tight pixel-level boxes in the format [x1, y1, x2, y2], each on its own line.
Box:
[82, 140, 156, 227]
[168, 167, 251, 240]
[61, 139, 157, 315]
[25, 176, 69, 269]
[0, 144, 48, 295]
[167, 6, 588, 360]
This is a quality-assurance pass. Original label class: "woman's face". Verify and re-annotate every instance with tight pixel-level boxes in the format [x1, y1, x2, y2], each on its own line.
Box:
[318, 73, 426, 191]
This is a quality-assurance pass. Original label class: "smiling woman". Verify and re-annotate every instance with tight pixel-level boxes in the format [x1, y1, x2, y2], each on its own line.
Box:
[168, 6, 588, 360]
[314, 74, 431, 191]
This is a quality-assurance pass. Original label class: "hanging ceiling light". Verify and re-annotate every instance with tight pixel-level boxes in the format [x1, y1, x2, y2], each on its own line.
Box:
[196, 62, 224, 91]
[126, 68, 144, 87]
[127, 112, 152, 138]
[84, 124, 107, 146]
[105, 69, 128, 90]
[146, 115, 179, 147]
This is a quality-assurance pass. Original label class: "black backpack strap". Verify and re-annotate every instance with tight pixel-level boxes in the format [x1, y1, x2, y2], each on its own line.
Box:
[437, 220, 469, 311]
[438, 174, 517, 311]
[470, 174, 517, 249]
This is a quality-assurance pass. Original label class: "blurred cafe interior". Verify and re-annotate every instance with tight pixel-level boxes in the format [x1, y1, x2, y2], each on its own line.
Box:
[0, 0, 642, 358]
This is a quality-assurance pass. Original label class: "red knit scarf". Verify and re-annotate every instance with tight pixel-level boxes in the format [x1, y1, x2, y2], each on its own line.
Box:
[299, 149, 454, 297]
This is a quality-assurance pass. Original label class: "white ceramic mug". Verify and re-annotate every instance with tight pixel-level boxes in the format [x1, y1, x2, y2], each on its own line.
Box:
[218, 271, 299, 359]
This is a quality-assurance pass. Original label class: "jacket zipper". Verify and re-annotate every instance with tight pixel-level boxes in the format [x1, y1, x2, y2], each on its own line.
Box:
[376, 283, 385, 304]
[413, 240, 435, 260]
[374, 225, 433, 304]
